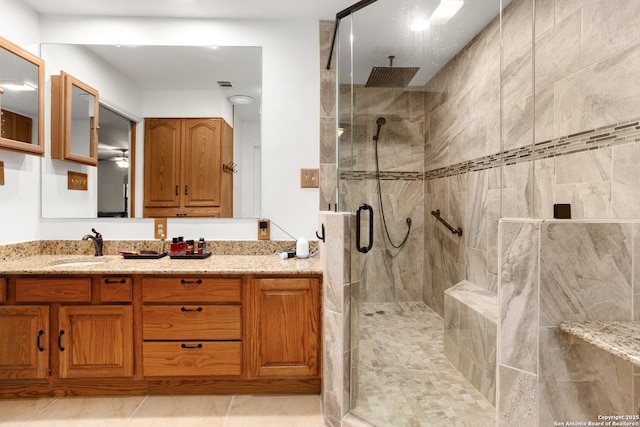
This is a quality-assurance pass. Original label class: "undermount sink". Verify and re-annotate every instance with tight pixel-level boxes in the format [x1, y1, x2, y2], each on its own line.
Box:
[53, 260, 105, 267]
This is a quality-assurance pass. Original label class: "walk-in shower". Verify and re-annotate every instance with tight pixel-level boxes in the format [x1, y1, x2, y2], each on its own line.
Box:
[330, 0, 510, 425]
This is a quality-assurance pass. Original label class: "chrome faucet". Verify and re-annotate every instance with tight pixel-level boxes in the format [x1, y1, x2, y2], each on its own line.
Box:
[82, 228, 103, 256]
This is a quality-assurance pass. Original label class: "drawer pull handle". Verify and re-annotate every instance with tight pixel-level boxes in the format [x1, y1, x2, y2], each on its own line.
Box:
[37, 330, 45, 352]
[104, 278, 126, 284]
[180, 279, 203, 285]
[58, 330, 65, 352]
[181, 343, 203, 349]
[181, 306, 203, 312]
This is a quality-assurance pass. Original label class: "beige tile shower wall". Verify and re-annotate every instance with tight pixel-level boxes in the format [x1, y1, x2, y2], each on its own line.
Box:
[424, 0, 640, 315]
[320, 20, 337, 212]
[533, 0, 640, 219]
[344, 87, 425, 303]
[498, 220, 638, 426]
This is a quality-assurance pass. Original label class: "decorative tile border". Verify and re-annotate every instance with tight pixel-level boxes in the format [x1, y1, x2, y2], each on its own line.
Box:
[340, 118, 640, 181]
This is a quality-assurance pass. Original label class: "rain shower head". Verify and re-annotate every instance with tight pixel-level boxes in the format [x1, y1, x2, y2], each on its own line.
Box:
[365, 56, 420, 88]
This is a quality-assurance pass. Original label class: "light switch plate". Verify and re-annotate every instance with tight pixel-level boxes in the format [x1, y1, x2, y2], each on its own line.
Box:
[67, 171, 88, 191]
[300, 168, 319, 188]
[154, 218, 167, 239]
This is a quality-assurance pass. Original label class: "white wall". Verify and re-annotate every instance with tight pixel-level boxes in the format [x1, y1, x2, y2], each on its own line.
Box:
[0, 0, 42, 244]
[36, 16, 320, 242]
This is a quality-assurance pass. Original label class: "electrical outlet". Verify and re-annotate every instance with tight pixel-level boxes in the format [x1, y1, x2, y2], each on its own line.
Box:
[300, 168, 319, 188]
[154, 218, 167, 239]
[258, 219, 270, 240]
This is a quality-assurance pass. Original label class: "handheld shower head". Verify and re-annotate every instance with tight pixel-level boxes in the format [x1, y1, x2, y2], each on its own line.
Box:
[373, 117, 386, 142]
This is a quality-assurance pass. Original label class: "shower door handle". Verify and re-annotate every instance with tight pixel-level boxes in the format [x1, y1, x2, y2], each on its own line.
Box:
[356, 204, 373, 253]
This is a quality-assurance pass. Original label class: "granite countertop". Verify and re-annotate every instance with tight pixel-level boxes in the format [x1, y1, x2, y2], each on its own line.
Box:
[559, 321, 640, 367]
[0, 254, 322, 275]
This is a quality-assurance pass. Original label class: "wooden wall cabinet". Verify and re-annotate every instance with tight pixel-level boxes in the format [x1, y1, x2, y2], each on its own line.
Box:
[1, 110, 32, 143]
[249, 277, 321, 378]
[51, 71, 99, 166]
[143, 118, 233, 218]
[0, 37, 44, 156]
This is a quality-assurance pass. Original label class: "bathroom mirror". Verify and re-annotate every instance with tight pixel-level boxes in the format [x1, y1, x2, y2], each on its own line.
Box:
[41, 44, 262, 219]
[51, 71, 99, 165]
[0, 36, 44, 155]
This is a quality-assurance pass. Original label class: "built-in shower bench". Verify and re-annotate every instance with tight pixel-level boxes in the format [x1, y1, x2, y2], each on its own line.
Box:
[559, 321, 640, 367]
[444, 280, 498, 406]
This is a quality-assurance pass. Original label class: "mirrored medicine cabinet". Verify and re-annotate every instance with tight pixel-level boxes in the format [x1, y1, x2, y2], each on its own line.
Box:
[0, 36, 44, 156]
[51, 71, 99, 166]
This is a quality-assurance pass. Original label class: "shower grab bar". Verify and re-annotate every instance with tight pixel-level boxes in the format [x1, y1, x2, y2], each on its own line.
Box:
[431, 210, 463, 237]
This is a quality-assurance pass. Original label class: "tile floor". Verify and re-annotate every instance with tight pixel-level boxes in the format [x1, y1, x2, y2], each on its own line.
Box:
[0, 394, 323, 427]
[351, 302, 496, 427]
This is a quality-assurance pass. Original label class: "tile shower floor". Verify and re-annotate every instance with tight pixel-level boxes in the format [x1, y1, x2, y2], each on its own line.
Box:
[352, 302, 496, 427]
[0, 394, 323, 427]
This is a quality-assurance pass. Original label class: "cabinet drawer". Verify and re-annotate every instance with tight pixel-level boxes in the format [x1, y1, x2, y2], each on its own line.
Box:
[99, 277, 132, 302]
[142, 277, 241, 303]
[0, 278, 6, 303]
[15, 278, 91, 302]
[143, 341, 241, 376]
[143, 305, 241, 340]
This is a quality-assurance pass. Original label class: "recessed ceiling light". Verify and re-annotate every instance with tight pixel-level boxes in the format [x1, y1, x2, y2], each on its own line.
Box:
[410, 18, 429, 31]
[431, 0, 464, 26]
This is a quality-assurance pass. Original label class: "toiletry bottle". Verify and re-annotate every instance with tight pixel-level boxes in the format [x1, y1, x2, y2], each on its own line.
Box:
[178, 236, 185, 255]
[170, 237, 180, 256]
[198, 238, 206, 255]
[186, 239, 195, 255]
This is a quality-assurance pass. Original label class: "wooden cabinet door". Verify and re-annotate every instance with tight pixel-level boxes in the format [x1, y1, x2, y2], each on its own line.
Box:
[182, 119, 221, 207]
[0, 306, 49, 379]
[144, 119, 182, 208]
[58, 305, 133, 378]
[250, 278, 321, 378]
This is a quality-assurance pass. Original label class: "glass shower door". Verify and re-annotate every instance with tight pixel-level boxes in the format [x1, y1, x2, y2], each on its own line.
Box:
[335, 0, 505, 425]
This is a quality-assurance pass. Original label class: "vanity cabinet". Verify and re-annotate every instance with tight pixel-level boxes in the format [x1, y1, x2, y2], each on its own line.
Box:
[1, 276, 134, 381]
[249, 277, 321, 378]
[58, 305, 133, 378]
[0, 271, 321, 397]
[143, 118, 233, 218]
[141, 276, 242, 376]
[0, 305, 49, 379]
